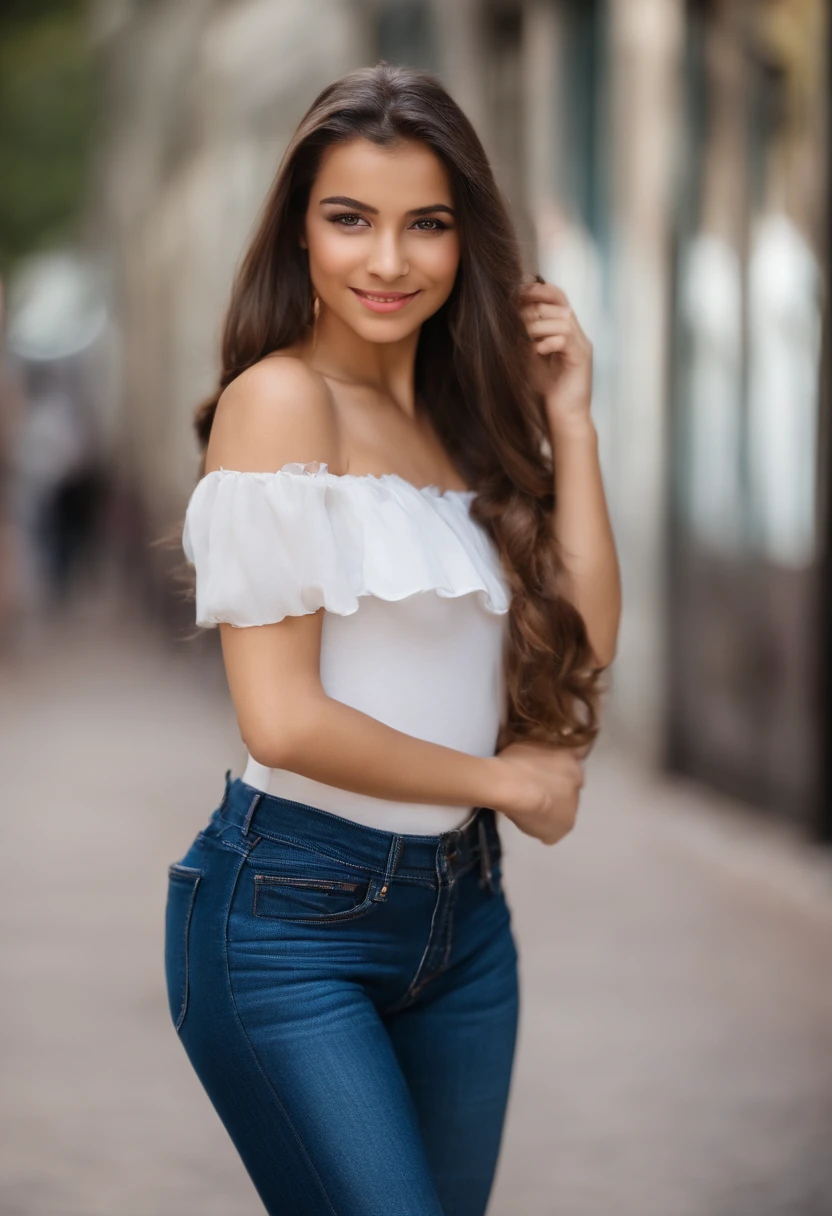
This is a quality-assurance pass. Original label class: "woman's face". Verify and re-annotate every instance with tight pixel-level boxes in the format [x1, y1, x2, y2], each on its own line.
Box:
[301, 137, 460, 342]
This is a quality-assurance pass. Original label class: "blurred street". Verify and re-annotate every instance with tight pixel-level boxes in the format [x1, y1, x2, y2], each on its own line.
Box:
[1, 598, 831, 1216]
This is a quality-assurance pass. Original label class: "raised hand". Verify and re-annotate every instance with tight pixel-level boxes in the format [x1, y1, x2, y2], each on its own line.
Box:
[520, 274, 594, 440]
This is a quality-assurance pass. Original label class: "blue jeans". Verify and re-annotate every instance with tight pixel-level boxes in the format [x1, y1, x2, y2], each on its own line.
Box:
[164, 772, 520, 1216]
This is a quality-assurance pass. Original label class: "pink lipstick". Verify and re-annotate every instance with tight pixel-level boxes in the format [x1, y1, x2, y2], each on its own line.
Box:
[350, 288, 421, 313]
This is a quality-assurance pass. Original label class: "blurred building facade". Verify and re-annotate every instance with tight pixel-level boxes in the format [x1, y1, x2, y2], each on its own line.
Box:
[89, 0, 830, 837]
[669, 1, 829, 835]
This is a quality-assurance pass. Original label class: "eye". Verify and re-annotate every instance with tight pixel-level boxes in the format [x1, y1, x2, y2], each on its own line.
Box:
[329, 212, 368, 228]
[413, 218, 448, 232]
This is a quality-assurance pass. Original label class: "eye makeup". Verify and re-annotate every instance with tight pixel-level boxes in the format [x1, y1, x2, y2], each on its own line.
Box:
[326, 211, 451, 232]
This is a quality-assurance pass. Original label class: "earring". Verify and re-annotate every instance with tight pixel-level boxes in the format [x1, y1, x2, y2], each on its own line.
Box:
[312, 293, 321, 321]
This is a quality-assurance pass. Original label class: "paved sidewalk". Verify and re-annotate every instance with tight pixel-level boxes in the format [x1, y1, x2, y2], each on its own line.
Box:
[1, 604, 831, 1216]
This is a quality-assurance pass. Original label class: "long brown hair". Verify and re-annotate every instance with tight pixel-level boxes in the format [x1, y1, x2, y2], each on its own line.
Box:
[193, 61, 605, 751]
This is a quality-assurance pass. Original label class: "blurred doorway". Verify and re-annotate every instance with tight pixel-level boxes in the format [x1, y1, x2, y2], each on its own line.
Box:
[668, 0, 828, 834]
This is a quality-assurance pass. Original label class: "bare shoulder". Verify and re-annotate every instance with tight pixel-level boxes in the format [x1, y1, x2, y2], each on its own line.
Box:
[205, 354, 341, 475]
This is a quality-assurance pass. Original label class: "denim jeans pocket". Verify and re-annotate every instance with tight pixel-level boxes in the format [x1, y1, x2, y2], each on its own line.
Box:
[253, 872, 383, 923]
[164, 863, 203, 1031]
[246, 835, 382, 924]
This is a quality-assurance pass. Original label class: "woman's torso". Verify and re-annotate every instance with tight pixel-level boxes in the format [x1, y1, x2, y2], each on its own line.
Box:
[241, 525, 510, 833]
[192, 353, 512, 834]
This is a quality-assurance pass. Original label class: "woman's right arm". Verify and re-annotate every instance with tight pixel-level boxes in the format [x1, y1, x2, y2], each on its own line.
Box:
[204, 358, 583, 844]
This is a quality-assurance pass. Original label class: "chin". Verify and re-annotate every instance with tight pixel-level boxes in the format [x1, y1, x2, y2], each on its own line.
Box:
[349, 299, 445, 339]
[358, 321, 421, 343]
[343, 312, 425, 343]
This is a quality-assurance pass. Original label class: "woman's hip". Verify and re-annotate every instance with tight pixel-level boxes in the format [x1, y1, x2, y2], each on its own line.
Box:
[164, 770, 515, 1028]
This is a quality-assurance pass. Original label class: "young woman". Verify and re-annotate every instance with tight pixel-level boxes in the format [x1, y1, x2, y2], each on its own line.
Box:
[164, 62, 620, 1216]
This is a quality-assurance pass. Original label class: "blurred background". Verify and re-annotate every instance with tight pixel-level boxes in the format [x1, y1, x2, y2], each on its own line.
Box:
[1, 2, 830, 1214]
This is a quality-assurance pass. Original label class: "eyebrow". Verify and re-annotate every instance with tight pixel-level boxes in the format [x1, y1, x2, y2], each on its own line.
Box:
[319, 195, 455, 218]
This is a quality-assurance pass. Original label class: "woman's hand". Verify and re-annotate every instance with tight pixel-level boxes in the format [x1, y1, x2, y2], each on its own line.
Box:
[491, 739, 587, 845]
[520, 275, 594, 438]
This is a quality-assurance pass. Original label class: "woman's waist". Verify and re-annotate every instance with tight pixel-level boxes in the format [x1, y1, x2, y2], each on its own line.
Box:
[240, 757, 479, 835]
[211, 771, 503, 885]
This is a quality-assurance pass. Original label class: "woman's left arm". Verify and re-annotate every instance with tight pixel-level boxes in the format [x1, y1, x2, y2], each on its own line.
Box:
[521, 277, 622, 669]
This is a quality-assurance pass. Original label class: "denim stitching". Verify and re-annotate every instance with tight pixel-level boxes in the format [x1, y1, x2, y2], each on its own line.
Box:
[386, 835, 404, 885]
[255, 875, 361, 892]
[373, 834, 404, 902]
[225, 786, 486, 879]
[222, 835, 339, 1214]
[252, 874, 383, 924]
[378, 871, 435, 887]
[439, 875, 459, 974]
[242, 826, 436, 885]
[221, 795, 481, 882]
[381, 843, 447, 1013]
[245, 830, 417, 881]
[234, 783, 454, 843]
[241, 791, 262, 835]
[253, 888, 382, 925]
[168, 866, 202, 1032]
[196, 828, 254, 859]
[411, 851, 463, 995]
[212, 824, 465, 885]
[410, 839, 484, 996]
[247, 830, 380, 871]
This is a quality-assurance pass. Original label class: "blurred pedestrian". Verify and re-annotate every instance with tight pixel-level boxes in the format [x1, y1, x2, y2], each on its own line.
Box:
[11, 361, 88, 613]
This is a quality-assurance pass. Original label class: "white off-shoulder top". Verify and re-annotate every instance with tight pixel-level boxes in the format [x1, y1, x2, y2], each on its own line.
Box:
[182, 459, 511, 833]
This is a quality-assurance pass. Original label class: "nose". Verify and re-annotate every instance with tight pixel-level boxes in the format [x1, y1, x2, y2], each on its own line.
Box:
[365, 228, 409, 282]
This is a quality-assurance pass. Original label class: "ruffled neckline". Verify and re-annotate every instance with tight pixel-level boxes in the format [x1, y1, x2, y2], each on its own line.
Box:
[185, 459, 511, 624]
[217, 460, 477, 501]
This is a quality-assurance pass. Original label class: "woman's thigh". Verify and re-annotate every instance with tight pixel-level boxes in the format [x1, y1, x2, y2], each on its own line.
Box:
[225, 976, 447, 1215]
[384, 864, 520, 1216]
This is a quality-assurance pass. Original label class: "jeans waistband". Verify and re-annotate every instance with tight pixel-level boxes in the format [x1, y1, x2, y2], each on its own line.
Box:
[217, 772, 502, 884]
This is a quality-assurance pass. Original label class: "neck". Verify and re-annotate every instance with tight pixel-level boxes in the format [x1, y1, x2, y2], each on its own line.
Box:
[300, 303, 421, 418]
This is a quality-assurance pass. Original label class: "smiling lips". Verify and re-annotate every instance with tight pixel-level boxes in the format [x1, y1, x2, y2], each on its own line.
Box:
[350, 287, 421, 313]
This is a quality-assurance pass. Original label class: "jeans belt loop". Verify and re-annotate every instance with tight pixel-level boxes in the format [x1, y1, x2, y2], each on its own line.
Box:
[220, 767, 232, 811]
[373, 834, 404, 902]
[477, 815, 494, 892]
[241, 791, 262, 837]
